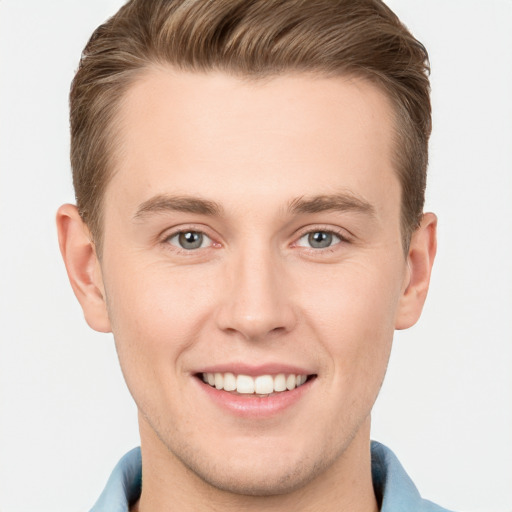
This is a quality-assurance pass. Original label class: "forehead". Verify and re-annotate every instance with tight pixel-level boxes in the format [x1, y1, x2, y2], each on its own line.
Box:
[108, 68, 399, 220]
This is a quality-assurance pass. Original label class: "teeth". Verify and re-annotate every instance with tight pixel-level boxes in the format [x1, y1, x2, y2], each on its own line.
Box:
[201, 372, 309, 394]
[274, 373, 287, 392]
[254, 375, 274, 394]
[236, 374, 255, 394]
[223, 372, 236, 391]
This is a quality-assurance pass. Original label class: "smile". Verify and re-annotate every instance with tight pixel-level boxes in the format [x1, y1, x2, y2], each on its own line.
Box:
[201, 372, 309, 394]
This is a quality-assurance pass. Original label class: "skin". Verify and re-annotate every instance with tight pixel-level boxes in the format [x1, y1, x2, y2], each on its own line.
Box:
[57, 69, 436, 512]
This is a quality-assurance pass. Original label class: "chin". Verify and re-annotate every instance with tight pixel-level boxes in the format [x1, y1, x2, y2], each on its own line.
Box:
[179, 453, 326, 497]
[158, 426, 345, 498]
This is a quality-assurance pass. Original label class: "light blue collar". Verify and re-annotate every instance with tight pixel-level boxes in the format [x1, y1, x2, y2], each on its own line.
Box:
[370, 441, 453, 512]
[90, 447, 142, 512]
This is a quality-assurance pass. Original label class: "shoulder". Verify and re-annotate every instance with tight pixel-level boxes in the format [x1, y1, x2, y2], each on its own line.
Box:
[89, 447, 142, 512]
[371, 441, 456, 512]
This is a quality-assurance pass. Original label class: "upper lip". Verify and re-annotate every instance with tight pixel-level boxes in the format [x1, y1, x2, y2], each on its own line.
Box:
[194, 363, 315, 377]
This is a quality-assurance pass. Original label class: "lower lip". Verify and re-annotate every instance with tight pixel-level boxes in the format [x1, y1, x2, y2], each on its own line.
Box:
[195, 377, 314, 418]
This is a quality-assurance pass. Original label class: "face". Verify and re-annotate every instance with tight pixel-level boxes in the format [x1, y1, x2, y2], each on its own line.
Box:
[95, 70, 412, 494]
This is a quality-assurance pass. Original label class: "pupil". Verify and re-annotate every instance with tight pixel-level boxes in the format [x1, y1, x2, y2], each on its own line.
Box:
[179, 231, 202, 249]
[309, 231, 332, 248]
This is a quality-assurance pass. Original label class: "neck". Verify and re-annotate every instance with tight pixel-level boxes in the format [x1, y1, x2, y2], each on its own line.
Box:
[133, 416, 378, 512]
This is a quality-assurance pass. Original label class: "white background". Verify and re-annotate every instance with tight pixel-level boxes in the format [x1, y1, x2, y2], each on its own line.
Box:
[0, 1, 511, 511]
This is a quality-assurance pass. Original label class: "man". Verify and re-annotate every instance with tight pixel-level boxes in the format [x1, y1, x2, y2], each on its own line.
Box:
[56, 0, 447, 510]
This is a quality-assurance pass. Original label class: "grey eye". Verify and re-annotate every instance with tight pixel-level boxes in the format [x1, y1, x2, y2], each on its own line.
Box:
[168, 231, 210, 250]
[309, 231, 332, 248]
[297, 231, 341, 249]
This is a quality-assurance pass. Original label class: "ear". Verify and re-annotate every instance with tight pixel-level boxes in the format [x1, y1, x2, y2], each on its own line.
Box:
[395, 212, 437, 330]
[56, 204, 111, 333]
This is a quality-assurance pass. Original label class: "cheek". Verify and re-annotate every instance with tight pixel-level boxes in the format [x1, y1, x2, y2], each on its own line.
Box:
[107, 257, 214, 332]
[103, 258, 217, 388]
[298, 258, 402, 381]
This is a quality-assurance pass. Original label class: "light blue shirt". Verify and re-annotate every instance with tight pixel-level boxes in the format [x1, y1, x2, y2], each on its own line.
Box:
[90, 441, 454, 512]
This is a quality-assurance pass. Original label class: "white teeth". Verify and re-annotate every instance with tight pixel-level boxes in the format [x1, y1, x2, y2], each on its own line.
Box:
[254, 375, 274, 394]
[236, 374, 255, 394]
[201, 372, 309, 394]
[274, 373, 287, 392]
[214, 373, 223, 390]
[286, 374, 296, 390]
[223, 372, 236, 391]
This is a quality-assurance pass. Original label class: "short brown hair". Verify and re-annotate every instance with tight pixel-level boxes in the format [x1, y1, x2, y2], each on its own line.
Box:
[70, 0, 431, 252]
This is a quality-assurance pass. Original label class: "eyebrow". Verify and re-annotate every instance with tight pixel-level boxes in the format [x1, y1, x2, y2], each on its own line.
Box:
[133, 191, 375, 220]
[133, 194, 224, 219]
[287, 192, 376, 217]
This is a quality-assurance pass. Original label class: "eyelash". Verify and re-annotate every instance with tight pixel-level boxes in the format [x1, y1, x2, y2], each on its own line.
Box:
[292, 226, 350, 254]
[161, 226, 350, 254]
[162, 227, 217, 254]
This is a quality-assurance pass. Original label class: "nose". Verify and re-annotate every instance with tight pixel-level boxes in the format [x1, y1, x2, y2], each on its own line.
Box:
[215, 244, 298, 342]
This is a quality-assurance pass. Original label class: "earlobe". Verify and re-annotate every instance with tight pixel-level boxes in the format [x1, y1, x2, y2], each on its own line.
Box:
[56, 204, 111, 333]
[395, 212, 437, 330]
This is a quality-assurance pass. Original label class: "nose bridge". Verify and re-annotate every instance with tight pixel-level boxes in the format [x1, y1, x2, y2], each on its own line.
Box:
[216, 239, 296, 341]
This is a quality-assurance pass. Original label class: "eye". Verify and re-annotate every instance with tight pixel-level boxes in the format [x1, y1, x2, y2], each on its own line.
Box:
[166, 230, 212, 250]
[297, 230, 342, 249]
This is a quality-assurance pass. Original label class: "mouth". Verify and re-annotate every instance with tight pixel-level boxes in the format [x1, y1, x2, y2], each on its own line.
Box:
[197, 372, 315, 396]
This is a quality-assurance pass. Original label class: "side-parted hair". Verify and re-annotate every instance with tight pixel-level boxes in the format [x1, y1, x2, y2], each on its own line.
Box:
[70, 0, 431, 252]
